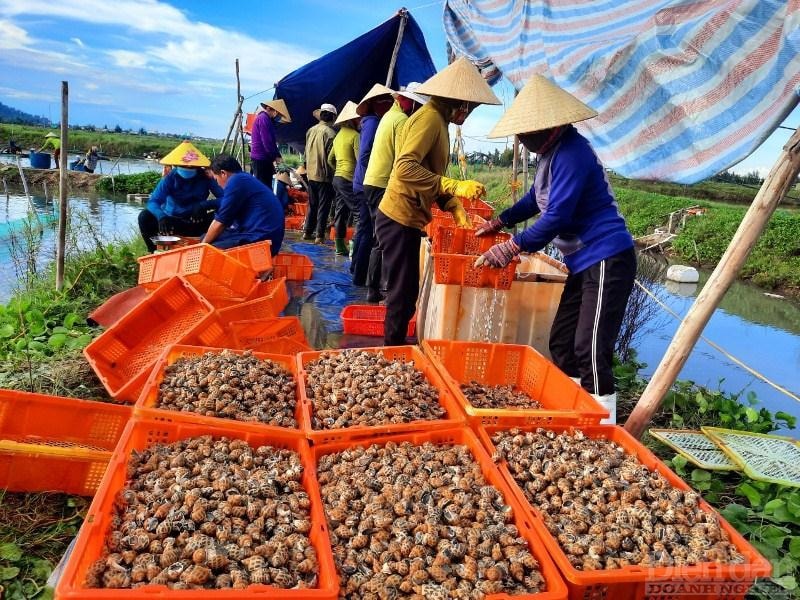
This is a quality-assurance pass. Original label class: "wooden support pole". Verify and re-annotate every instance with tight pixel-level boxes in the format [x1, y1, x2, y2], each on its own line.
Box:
[385, 9, 408, 87]
[56, 81, 68, 291]
[221, 98, 244, 155]
[625, 127, 800, 439]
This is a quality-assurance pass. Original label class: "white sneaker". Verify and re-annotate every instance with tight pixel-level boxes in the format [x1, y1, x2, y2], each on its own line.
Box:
[592, 392, 617, 425]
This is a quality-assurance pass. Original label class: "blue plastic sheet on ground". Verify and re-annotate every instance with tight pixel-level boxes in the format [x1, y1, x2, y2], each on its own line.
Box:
[280, 234, 381, 349]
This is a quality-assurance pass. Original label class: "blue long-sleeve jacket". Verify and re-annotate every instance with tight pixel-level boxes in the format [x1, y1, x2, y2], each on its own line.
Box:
[250, 111, 280, 162]
[352, 115, 379, 193]
[147, 171, 223, 220]
[500, 126, 633, 274]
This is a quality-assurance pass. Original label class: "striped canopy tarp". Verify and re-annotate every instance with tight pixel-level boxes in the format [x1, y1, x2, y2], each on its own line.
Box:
[443, 0, 800, 183]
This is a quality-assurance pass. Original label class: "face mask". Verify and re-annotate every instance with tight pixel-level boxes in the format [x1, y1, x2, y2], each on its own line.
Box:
[274, 115, 282, 123]
[176, 167, 197, 179]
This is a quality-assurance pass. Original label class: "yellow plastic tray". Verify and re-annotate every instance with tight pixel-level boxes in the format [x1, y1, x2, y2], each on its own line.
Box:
[649, 428, 739, 471]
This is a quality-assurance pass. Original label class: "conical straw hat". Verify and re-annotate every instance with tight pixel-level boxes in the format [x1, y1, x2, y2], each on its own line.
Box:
[356, 83, 395, 116]
[261, 98, 292, 123]
[335, 101, 361, 126]
[489, 74, 598, 138]
[45, 132, 58, 138]
[415, 57, 501, 105]
[159, 140, 211, 167]
[275, 171, 291, 185]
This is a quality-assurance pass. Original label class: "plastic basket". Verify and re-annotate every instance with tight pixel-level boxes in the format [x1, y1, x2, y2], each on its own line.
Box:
[178, 310, 233, 348]
[137, 243, 257, 305]
[285, 215, 306, 230]
[702, 427, 800, 486]
[224, 239, 273, 273]
[229, 317, 310, 350]
[430, 197, 494, 220]
[424, 212, 483, 236]
[433, 252, 517, 289]
[135, 344, 303, 431]
[477, 424, 772, 600]
[297, 345, 465, 443]
[0, 390, 131, 494]
[310, 427, 568, 600]
[84, 277, 215, 402]
[340, 304, 416, 337]
[328, 226, 354, 243]
[218, 277, 289, 322]
[422, 340, 608, 427]
[56, 418, 338, 599]
[274, 253, 313, 281]
[649, 429, 739, 471]
[430, 224, 511, 255]
[291, 202, 308, 216]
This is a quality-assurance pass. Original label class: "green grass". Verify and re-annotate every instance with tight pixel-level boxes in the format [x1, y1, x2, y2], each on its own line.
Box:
[1, 123, 221, 160]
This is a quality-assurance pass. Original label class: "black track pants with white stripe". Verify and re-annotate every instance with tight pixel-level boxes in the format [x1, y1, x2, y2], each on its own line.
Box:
[548, 247, 636, 396]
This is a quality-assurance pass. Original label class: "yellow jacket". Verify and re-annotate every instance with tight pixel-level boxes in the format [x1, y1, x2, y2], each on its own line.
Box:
[363, 101, 408, 189]
[327, 126, 359, 181]
[379, 98, 450, 230]
[305, 121, 336, 182]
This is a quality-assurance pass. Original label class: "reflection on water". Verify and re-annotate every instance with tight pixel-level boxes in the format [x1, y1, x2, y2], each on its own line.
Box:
[635, 263, 800, 436]
[0, 154, 162, 176]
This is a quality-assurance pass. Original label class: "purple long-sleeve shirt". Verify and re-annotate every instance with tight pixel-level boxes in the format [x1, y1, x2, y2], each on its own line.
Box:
[353, 115, 379, 193]
[250, 111, 280, 161]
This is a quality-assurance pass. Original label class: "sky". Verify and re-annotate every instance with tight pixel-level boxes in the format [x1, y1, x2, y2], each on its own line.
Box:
[0, 0, 796, 178]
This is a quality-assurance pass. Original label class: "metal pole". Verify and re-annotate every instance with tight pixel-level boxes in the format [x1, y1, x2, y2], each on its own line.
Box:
[625, 127, 800, 438]
[56, 81, 69, 290]
[385, 9, 408, 87]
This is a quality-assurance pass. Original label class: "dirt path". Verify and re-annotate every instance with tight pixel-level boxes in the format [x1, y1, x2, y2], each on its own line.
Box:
[0, 164, 101, 191]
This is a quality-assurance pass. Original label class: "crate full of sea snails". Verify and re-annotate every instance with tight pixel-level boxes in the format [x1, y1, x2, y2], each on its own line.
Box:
[309, 426, 568, 599]
[296, 346, 466, 443]
[135, 345, 303, 433]
[475, 424, 772, 600]
[55, 418, 338, 599]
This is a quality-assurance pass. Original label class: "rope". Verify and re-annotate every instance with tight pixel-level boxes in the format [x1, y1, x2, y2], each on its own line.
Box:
[634, 279, 800, 404]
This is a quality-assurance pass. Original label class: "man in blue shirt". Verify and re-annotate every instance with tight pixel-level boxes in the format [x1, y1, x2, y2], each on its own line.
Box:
[477, 74, 636, 424]
[138, 140, 223, 252]
[204, 154, 285, 254]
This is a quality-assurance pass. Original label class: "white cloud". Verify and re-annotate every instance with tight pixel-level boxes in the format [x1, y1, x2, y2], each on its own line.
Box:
[0, 86, 53, 102]
[0, 19, 31, 49]
[106, 50, 148, 69]
[70, 37, 84, 47]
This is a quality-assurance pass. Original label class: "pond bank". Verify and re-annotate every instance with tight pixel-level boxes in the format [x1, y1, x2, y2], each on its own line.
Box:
[0, 164, 101, 191]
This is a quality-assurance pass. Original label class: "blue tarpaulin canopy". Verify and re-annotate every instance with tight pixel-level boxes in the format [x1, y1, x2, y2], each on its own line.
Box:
[274, 10, 436, 147]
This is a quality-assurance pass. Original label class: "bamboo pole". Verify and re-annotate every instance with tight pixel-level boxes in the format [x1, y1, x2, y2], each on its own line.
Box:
[385, 9, 408, 87]
[56, 81, 68, 291]
[625, 127, 800, 439]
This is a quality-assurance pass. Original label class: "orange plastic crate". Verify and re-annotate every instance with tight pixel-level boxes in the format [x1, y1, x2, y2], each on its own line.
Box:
[84, 277, 215, 402]
[424, 211, 483, 236]
[430, 224, 512, 255]
[218, 278, 289, 322]
[421, 340, 608, 426]
[477, 424, 772, 600]
[224, 239, 273, 273]
[310, 427, 568, 600]
[285, 215, 306, 230]
[433, 252, 517, 289]
[138, 243, 257, 305]
[291, 202, 308, 216]
[297, 345, 465, 443]
[0, 390, 131, 494]
[328, 226, 354, 243]
[274, 253, 313, 281]
[430, 196, 494, 219]
[135, 344, 303, 431]
[230, 317, 310, 351]
[178, 310, 233, 348]
[56, 418, 338, 599]
[340, 304, 415, 337]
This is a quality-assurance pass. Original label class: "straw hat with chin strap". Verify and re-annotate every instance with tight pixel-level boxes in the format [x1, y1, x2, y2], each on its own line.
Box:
[159, 140, 211, 167]
[260, 98, 292, 123]
[356, 83, 395, 116]
[415, 56, 501, 106]
[489, 74, 598, 138]
[335, 101, 361, 126]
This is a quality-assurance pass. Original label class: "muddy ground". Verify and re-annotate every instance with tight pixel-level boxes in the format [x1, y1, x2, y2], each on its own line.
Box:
[0, 164, 101, 192]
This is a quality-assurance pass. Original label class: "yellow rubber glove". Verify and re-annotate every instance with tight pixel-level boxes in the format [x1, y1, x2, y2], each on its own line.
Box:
[439, 176, 486, 201]
[444, 198, 472, 228]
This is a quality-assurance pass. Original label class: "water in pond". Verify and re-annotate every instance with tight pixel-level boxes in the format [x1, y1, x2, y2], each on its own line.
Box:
[0, 154, 162, 176]
[1, 183, 798, 432]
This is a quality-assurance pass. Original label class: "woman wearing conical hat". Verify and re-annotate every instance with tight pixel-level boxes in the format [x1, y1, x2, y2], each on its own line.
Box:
[376, 57, 501, 346]
[475, 74, 636, 424]
[137, 140, 224, 252]
[329, 100, 362, 256]
[251, 98, 291, 189]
